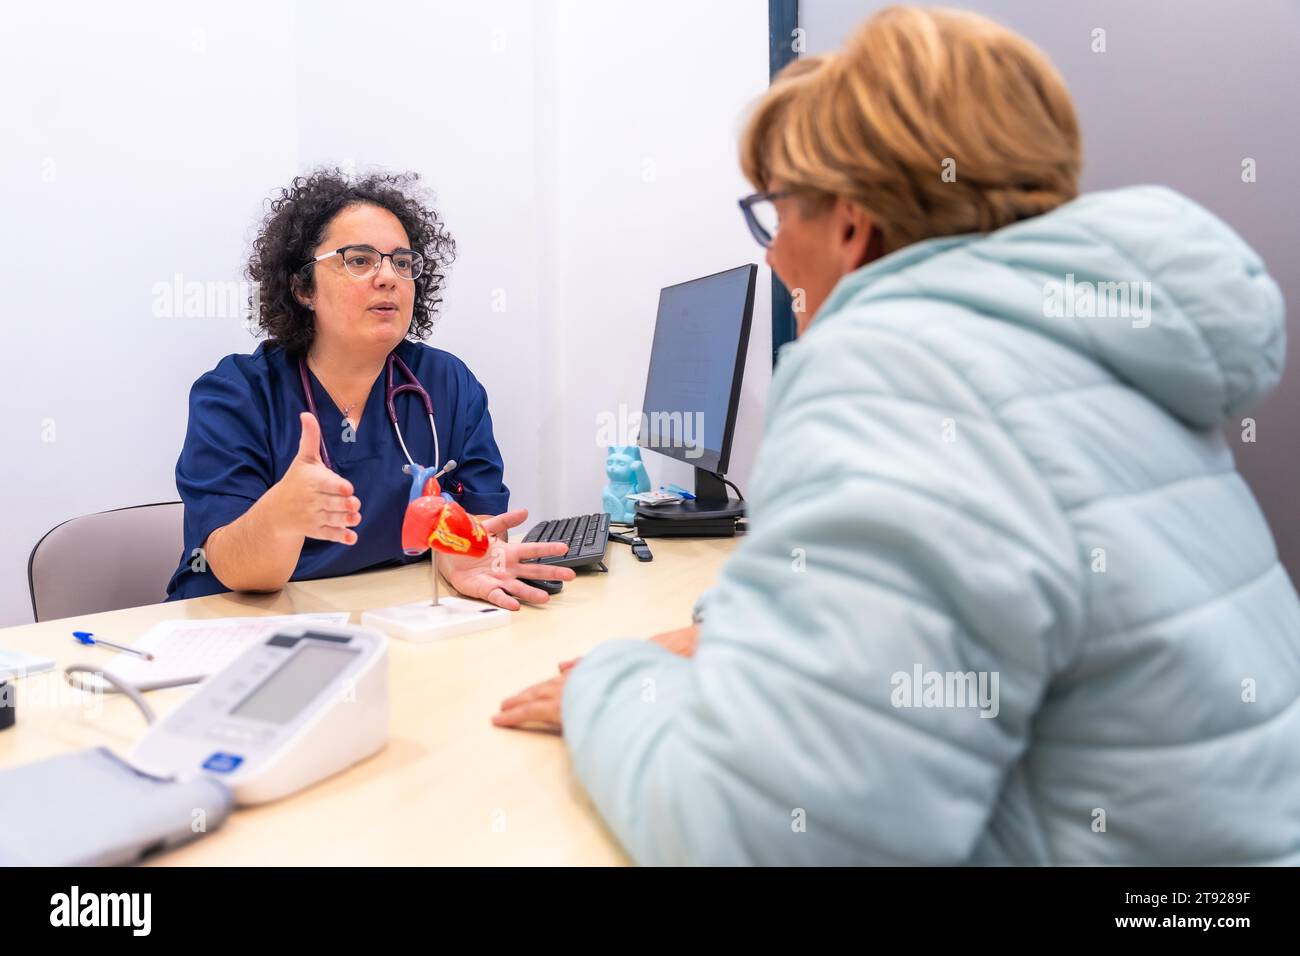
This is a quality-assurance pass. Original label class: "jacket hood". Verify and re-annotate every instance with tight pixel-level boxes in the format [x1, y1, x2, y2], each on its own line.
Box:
[816, 185, 1285, 428]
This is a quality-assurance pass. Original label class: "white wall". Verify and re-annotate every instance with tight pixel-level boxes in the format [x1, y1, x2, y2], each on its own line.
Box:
[1, 2, 300, 625]
[544, 0, 773, 516]
[0, 0, 771, 626]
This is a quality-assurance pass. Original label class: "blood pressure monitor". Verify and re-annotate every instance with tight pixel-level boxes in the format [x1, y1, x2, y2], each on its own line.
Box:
[131, 624, 389, 805]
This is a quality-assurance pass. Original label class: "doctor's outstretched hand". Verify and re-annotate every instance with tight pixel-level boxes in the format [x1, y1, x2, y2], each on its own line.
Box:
[437, 508, 576, 610]
[267, 412, 364, 545]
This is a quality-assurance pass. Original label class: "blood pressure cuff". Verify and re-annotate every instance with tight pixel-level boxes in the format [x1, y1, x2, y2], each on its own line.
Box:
[0, 747, 233, 866]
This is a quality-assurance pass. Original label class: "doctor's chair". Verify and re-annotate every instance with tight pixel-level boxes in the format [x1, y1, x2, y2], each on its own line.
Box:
[27, 503, 185, 622]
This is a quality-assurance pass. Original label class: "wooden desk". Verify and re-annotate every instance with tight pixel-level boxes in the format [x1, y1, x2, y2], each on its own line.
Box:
[0, 537, 736, 865]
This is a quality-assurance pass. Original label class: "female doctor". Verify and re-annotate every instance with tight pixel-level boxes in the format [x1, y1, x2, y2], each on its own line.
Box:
[165, 168, 573, 605]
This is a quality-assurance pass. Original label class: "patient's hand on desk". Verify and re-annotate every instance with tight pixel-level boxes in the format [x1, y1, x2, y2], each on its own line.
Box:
[438, 508, 575, 611]
[495, 624, 700, 733]
[647, 624, 699, 658]
[556, 624, 699, 673]
[493, 674, 566, 733]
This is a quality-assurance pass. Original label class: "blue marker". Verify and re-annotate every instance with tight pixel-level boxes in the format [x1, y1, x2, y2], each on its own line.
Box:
[72, 631, 154, 661]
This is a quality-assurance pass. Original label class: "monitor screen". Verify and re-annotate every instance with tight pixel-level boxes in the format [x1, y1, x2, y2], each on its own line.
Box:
[638, 264, 756, 474]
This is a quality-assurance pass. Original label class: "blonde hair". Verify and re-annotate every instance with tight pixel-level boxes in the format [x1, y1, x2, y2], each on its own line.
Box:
[740, 6, 1082, 255]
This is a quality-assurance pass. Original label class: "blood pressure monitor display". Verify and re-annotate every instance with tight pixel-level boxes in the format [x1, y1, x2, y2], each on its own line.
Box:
[231, 644, 359, 725]
[131, 623, 389, 805]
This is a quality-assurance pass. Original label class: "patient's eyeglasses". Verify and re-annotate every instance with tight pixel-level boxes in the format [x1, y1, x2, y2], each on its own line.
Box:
[738, 191, 792, 247]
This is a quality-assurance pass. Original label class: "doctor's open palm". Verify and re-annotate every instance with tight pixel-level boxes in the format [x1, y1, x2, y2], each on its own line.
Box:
[269, 412, 364, 545]
[436, 509, 575, 611]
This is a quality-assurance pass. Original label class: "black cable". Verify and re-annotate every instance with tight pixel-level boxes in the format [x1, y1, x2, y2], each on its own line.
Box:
[711, 472, 744, 501]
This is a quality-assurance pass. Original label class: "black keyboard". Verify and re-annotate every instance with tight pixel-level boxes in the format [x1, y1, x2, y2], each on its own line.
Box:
[521, 512, 611, 570]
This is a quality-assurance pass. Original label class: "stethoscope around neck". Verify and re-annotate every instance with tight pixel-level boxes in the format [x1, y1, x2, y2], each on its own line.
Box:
[297, 351, 438, 473]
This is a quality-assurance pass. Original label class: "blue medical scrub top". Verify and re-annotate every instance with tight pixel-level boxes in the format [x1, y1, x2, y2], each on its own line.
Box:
[165, 339, 510, 600]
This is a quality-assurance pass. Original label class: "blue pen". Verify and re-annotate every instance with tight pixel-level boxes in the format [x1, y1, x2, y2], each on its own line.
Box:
[72, 631, 154, 661]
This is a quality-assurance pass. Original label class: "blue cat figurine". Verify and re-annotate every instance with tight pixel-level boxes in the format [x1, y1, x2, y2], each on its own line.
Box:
[602, 445, 651, 523]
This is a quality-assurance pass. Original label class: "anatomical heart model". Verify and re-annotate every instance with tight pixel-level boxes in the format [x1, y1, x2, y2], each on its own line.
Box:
[400, 463, 489, 604]
[359, 461, 511, 641]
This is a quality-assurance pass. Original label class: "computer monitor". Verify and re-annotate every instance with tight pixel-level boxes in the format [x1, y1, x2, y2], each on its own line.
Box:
[637, 263, 756, 519]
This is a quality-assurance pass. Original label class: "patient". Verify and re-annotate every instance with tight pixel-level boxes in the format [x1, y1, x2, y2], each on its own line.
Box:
[495, 6, 1300, 864]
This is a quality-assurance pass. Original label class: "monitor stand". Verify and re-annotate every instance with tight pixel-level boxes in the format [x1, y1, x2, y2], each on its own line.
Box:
[636, 467, 744, 521]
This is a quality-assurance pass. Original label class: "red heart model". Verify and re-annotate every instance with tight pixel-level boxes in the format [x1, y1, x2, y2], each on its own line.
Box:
[401, 494, 490, 559]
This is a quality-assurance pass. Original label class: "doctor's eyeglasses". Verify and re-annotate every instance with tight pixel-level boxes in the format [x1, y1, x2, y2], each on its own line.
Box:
[307, 245, 425, 280]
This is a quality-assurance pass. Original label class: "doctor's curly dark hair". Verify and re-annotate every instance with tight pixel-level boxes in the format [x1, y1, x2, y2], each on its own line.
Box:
[246, 167, 455, 354]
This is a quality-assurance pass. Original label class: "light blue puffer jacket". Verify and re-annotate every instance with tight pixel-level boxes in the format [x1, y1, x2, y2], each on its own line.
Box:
[563, 186, 1300, 865]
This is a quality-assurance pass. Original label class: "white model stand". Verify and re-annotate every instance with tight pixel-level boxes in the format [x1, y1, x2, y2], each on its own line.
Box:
[362, 557, 510, 643]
